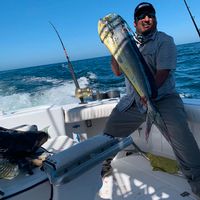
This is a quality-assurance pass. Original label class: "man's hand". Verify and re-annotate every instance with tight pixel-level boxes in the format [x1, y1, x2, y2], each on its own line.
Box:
[140, 96, 147, 106]
[155, 69, 170, 88]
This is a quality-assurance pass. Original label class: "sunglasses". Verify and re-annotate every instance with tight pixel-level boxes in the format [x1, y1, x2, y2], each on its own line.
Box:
[136, 13, 155, 21]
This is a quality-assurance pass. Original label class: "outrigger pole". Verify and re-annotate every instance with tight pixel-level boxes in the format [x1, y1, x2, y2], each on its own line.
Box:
[183, 0, 200, 38]
[49, 22, 84, 103]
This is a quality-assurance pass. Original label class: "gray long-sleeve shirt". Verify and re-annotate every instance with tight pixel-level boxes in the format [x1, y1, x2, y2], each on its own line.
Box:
[116, 31, 177, 112]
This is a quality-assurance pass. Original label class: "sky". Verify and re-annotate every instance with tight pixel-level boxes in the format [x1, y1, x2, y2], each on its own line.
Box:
[0, 0, 199, 70]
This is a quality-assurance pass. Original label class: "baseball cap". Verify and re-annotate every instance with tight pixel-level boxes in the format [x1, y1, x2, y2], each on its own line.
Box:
[134, 2, 156, 20]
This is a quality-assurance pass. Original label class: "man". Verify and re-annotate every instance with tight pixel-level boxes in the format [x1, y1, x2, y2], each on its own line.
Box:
[103, 2, 200, 198]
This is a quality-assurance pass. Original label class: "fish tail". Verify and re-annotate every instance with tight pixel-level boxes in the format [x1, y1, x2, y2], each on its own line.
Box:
[145, 113, 153, 141]
[145, 103, 168, 141]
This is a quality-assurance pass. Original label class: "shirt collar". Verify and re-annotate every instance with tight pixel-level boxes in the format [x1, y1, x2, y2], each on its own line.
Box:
[134, 29, 157, 45]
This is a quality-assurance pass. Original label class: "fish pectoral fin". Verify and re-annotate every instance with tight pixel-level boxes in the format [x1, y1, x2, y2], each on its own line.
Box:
[145, 107, 169, 142]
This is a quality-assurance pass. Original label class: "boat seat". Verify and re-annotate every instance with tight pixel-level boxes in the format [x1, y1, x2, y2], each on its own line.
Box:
[12, 124, 38, 132]
[13, 124, 75, 153]
[42, 135, 74, 153]
[63, 99, 118, 123]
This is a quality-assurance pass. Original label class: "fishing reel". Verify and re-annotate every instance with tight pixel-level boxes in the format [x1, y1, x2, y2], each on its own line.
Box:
[75, 87, 93, 99]
[75, 87, 120, 103]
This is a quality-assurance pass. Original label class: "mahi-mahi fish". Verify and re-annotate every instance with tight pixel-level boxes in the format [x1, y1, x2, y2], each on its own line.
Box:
[98, 13, 168, 139]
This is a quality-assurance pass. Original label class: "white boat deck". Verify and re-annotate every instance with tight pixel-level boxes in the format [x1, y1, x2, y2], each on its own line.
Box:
[0, 98, 199, 199]
[97, 154, 196, 200]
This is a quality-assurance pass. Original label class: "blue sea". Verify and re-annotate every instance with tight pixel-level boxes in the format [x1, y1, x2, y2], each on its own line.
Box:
[0, 42, 199, 112]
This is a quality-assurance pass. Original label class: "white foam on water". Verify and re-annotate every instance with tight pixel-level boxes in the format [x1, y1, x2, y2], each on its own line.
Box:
[87, 72, 97, 80]
[22, 76, 62, 84]
[0, 78, 89, 113]
[0, 74, 125, 113]
[78, 76, 90, 87]
[0, 93, 33, 112]
[179, 93, 193, 98]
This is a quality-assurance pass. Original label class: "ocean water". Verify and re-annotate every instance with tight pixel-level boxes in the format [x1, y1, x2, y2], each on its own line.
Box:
[0, 42, 199, 112]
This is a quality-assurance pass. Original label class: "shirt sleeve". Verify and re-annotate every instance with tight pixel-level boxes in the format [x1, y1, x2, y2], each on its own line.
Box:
[156, 36, 177, 70]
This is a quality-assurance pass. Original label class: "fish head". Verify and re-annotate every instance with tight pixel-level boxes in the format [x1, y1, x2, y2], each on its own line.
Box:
[98, 13, 127, 57]
[98, 13, 134, 59]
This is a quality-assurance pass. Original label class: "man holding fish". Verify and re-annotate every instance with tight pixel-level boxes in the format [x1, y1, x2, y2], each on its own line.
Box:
[99, 2, 200, 197]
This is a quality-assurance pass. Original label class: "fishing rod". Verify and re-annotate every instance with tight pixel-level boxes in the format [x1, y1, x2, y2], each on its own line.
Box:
[183, 0, 200, 38]
[49, 22, 92, 103]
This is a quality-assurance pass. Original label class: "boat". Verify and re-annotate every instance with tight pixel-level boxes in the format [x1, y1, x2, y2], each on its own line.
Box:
[0, 94, 199, 200]
[0, 8, 199, 199]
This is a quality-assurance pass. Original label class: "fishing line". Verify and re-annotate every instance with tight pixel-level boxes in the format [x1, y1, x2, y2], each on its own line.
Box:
[49, 22, 84, 103]
[183, 0, 200, 38]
